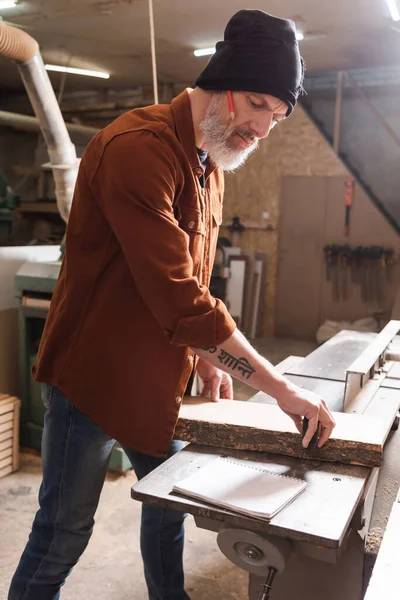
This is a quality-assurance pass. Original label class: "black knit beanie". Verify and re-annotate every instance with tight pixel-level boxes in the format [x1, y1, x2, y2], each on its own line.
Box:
[195, 9, 305, 116]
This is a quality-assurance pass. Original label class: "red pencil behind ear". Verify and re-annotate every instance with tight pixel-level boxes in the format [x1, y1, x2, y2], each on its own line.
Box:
[227, 90, 235, 121]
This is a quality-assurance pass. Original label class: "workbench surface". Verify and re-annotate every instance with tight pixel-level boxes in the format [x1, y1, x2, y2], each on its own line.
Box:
[131, 443, 370, 549]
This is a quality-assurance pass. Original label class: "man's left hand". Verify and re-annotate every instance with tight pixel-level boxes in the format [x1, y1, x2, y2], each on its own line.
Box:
[196, 358, 233, 402]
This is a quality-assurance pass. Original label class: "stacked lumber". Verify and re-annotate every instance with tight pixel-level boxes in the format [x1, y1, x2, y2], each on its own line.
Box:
[0, 394, 21, 479]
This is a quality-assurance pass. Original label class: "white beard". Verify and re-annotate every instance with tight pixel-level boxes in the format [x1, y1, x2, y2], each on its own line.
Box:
[199, 93, 259, 172]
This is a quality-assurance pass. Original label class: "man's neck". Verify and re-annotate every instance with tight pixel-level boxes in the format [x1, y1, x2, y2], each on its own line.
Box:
[187, 87, 212, 149]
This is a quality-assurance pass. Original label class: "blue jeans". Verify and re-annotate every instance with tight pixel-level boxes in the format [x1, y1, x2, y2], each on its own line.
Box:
[8, 385, 191, 600]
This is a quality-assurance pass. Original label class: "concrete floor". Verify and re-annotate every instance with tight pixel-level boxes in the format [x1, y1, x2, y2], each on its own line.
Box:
[0, 338, 316, 600]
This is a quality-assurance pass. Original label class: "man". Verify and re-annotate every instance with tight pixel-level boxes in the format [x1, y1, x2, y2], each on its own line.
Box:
[9, 9, 335, 600]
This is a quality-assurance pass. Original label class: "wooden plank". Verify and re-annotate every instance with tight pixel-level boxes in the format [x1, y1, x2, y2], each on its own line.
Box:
[12, 399, 20, 471]
[0, 447, 12, 461]
[0, 456, 12, 470]
[0, 395, 19, 404]
[131, 444, 370, 549]
[0, 464, 13, 479]
[0, 412, 13, 425]
[364, 490, 400, 600]
[0, 421, 13, 434]
[175, 397, 384, 467]
[0, 438, 12, 452]
[18, 201, 59, 214]
[0, 398, 17, 416]
[0, 431, 13, 444]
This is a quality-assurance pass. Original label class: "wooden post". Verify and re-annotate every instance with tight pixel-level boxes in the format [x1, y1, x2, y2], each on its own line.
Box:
[333, 71, 344, 155]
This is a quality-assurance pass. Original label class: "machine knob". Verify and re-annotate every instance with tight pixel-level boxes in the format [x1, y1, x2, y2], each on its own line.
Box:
[244, 544, 264, 561]
[217, 528, 292, 576]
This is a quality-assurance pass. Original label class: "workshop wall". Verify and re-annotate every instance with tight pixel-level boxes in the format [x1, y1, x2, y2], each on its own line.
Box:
[0, 128, 38, 202]
[223, 104, 348, 336]
[276, 176, 400, 339]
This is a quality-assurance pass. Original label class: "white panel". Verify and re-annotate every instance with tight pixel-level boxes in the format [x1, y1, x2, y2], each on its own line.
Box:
[226, 258, 246, 326]
[0, 246, 60, 310]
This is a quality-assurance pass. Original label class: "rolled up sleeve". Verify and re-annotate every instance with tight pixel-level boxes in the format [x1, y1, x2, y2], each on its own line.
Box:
[91, 129, 236, 348]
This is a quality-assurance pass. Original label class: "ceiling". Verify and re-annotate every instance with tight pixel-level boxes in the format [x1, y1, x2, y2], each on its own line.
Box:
[1, 0, 400, 93]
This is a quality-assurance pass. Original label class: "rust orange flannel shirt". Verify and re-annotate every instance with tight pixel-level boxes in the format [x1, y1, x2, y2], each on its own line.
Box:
[33, 90, 236, 456]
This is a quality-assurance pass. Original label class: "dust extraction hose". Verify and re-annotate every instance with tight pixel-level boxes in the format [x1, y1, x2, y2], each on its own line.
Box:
[0, 22, 79, 222]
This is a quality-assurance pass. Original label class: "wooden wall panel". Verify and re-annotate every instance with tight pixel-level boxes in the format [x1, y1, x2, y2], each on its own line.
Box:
[223, 105, 348, 335]
[276, 176, 400, 339]
[275, 178, 327, 339]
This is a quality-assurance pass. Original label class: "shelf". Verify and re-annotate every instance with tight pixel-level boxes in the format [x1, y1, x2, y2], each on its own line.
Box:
[18, 202, 59, 214]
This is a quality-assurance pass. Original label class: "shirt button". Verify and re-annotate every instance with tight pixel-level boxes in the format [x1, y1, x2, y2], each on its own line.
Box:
[188, 221, 195, 229]
[175, 396, 182, 404]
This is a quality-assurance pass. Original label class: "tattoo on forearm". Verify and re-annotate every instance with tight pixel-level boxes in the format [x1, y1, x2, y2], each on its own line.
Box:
[203, 346, 217, 354]
[203, 346, 256, 380]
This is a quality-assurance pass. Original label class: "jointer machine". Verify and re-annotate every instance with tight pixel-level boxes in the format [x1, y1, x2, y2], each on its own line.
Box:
[132, 321, 400, 600]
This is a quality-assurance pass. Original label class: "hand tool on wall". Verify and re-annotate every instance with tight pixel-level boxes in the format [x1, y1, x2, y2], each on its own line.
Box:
[323, 245, 396, 303]
[344, 177, 355, 237]
[342, 245, 352, 300]
[332, 245, 340, 302]
[323, 245, 332, 281]
[384, 248, 395, 284]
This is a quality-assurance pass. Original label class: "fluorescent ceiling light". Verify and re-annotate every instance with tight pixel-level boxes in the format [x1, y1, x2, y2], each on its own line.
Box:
[194, 47, 215, 57]
[387, 0, 400, 21]
[45, 64, 110, 79]
[0, 1, 18, 9]
[195, 32, 304, 56]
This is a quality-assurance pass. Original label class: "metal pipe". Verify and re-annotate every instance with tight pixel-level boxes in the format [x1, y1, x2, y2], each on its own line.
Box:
[148, 0, 159, 104]
[16, 54, 78, 221]
[0, 22, 80, 222]
[0, 110, 99, 138]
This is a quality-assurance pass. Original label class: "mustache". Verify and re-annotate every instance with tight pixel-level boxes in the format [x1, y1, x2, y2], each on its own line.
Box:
[231, 128, 257, 143]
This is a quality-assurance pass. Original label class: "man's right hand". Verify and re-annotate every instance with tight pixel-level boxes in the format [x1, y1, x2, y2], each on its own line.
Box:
[276, 385, 336, 449]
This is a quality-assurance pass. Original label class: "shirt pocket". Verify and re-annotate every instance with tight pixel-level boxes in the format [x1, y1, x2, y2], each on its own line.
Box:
[180, 206, 206, 236]
[179, 206, 205, 278]
[212, 203, 223, 227]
